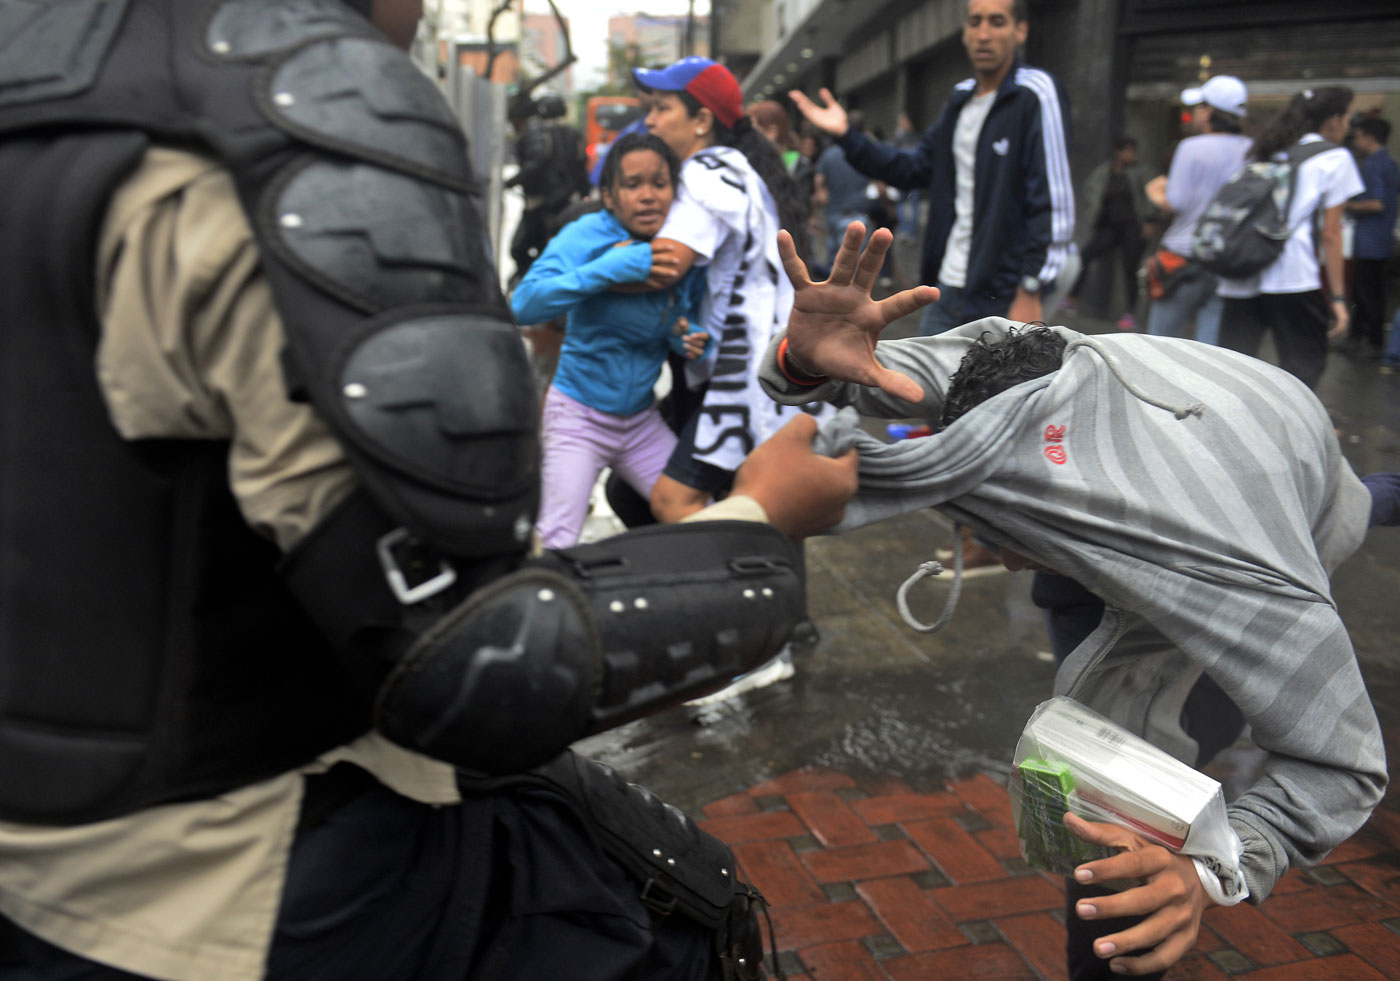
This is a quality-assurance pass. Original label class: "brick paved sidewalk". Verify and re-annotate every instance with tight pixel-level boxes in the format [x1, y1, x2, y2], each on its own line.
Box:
[700, 757, 1400, 980]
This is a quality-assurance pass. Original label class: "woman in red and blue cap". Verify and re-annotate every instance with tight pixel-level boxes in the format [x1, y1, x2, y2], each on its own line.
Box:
[630, 56, 817, 522]
[632, 56, 825, 716]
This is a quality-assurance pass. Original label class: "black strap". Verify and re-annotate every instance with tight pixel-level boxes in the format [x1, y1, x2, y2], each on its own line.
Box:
[460, 752, 740, 929]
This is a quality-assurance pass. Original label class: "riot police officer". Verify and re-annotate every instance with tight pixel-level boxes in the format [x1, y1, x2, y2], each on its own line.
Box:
[0, 1, 857, 977]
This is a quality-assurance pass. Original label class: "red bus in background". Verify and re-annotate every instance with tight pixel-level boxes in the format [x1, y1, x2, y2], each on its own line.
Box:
[584, 95, 645, 173]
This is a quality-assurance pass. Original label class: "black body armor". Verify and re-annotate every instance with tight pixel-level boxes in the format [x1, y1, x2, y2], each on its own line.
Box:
[0, 0, 806, 826]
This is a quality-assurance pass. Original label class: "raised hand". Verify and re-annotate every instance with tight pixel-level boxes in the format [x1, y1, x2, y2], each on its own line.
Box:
[788, 88, 851, 138]
[1063, 812, 1212, 976]
[777, 221, 939, 404]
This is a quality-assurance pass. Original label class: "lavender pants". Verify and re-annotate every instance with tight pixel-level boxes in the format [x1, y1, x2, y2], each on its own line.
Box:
[536, 386, 678, 549]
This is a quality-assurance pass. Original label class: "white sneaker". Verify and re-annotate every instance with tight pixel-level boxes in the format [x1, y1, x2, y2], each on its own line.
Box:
[684, 647, 795, 721]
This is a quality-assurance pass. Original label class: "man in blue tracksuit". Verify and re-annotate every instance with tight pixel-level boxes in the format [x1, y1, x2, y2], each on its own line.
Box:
[792, 0, 1075, 335]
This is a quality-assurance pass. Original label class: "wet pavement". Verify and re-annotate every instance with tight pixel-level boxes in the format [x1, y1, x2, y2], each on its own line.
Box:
[575, 278, 1400, 977]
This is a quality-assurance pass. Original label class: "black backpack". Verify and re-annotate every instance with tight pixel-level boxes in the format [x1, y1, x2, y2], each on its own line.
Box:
[1190, 139, 1339, 279]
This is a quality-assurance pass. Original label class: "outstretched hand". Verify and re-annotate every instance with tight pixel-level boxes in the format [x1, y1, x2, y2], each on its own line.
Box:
[788, 88, 851, 138]
[777, 222, 939, 404]
[1064, 812, 1212, 976]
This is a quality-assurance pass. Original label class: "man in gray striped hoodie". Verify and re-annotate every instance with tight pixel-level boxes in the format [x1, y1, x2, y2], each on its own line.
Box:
[761, 225, 1386, 977]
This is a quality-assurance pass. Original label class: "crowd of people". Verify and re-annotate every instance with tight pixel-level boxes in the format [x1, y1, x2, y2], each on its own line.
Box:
[1, 0, 1396, 979]
[508, 0, 1400, 973]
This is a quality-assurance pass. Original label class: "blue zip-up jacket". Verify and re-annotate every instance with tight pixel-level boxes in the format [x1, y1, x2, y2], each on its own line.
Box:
[511, 209, 703, 417]
[838, 58, 1074, 318]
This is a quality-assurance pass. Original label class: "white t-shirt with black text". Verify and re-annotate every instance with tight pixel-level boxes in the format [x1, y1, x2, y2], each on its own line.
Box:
[658, 145, 829, 473]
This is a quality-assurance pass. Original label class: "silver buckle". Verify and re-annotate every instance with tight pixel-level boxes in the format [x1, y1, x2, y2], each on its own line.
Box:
[376, 527, 457, 605]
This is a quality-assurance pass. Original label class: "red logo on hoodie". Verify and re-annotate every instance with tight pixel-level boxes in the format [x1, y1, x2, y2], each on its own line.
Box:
[1044, 424, 1067, 465]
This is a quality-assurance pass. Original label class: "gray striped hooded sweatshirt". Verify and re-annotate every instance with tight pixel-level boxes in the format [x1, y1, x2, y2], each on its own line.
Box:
[760, 318, 1385, 902]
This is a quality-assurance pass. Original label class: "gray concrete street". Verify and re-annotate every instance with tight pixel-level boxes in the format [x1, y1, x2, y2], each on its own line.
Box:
[578, 289, 1400, 819]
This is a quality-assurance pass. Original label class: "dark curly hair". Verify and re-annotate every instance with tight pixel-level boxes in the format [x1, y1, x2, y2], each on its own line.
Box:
[934, 325, 1067, 432]
[598, 131, 681, 195]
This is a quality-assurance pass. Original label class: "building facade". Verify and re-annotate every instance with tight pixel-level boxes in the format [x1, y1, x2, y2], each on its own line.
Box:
[719, 0, 1400, 191]
[522, 11, 575, 96]
[608, 13, 711, 85]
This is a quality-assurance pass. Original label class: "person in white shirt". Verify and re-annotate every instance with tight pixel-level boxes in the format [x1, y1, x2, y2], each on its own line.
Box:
[1217, 86, 1363, 389]
[630, 56, 824, 523]
[1145, 75, 1253, 345]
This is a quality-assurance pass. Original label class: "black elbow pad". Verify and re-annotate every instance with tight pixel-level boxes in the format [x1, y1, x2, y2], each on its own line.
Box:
[375, 521, 805, 774]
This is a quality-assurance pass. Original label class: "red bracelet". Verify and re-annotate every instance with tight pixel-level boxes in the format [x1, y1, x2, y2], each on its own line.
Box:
[777, 337, 827, 387]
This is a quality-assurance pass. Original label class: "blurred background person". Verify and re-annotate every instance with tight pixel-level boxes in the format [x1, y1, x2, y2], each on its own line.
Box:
[1063, 136, 1151, 330]
[506, 91, 590, 286]
[748, 99, 801, 174]
[511, 132, 708, 549]
[817, 110, 875, 262]
[1218, 86, 1363, 389]
[1144, 75, 1252, 345]
[892, 112, 922, 243]
[1344, 116, 1398, 362]
[790, 0, 1073, 575]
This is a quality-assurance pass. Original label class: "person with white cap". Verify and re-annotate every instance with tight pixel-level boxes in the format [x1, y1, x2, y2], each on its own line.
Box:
[1143, 75, 1252, 345]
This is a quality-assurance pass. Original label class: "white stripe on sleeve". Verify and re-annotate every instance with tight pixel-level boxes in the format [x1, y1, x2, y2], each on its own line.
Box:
[1016, 67, 1075, 286]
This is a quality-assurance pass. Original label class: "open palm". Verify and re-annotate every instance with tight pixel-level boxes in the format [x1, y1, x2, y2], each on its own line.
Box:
[789, 88, 851, 138]
[777, 222, 939, 404]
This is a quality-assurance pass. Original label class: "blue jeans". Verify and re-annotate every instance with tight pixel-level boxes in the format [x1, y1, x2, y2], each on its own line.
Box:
[1382, 307, 1400, 367]
[919, 283, 973, 336]
[1146, 273, 1222, 345]
[897, 189, 920, 235]
[826, 211, 870, 263]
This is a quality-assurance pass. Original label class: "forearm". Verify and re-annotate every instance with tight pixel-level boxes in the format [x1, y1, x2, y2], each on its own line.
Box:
[682, 494, 767, 524]
[1321, 227, 1346, 300]
[513, 247, 650, 321]
[759, 329, 971, 420]
[838, 129, 929, 190]
[1203, 606, 1385, 899]
[1228, 748, 1385, 901]
[1346, 198, 1382, 214]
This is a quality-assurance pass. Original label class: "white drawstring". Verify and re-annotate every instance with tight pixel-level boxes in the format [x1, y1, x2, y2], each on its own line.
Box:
[1066, 337, 1205, 420]
[895, 525, 965, 633]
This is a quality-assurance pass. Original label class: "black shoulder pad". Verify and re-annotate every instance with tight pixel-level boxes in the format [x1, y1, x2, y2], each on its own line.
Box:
[204, 0, 375, 59]
[337, 313, 539, 503]
[325, 311, 539, 555]
[0, 0, 128, 109]
[269, 160, 491, 313]
[264, 37, 470, 190]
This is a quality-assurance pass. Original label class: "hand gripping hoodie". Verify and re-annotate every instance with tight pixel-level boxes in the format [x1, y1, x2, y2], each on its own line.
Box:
[760, 318, 1385, 904]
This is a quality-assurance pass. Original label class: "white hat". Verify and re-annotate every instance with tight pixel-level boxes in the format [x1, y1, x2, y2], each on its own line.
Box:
[1181, 75, 1248, 117]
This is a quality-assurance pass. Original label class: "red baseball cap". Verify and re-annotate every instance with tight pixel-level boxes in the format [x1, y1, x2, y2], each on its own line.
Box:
[633, 57, 743, 130]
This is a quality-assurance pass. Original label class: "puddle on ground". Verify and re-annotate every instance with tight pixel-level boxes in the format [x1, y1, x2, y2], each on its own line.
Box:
[576, 643, 1058, 815]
